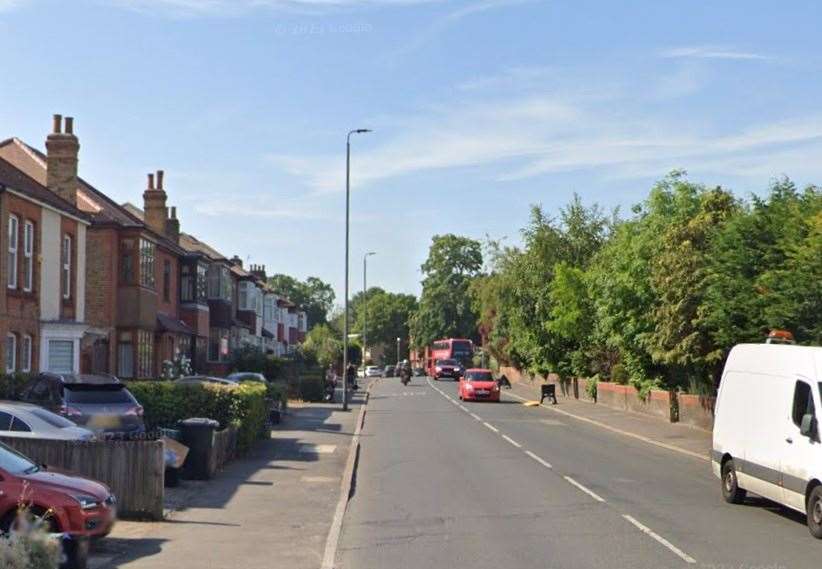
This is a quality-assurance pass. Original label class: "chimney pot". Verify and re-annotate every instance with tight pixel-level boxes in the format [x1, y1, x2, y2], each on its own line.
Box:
[171, 206, 177, 219]
[52, 114, 62, 134]
[157, 170, 164, 190]
[147, 173, 155, 190]
[65, 117, 74, 135]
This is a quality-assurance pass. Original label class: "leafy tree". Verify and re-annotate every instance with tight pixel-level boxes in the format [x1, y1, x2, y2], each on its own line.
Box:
[300, 324, 342, 369]
[410, 234, 482, 349]
[353, 288, 418, 353]
[268, 274, 335, 329]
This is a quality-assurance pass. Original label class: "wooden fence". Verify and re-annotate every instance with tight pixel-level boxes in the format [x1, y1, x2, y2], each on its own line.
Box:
[0, 437, 165, 520]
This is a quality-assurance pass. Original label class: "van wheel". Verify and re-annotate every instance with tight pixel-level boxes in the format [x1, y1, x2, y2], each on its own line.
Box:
[807, 486, 822, 538]
[721, 459, 747, 504]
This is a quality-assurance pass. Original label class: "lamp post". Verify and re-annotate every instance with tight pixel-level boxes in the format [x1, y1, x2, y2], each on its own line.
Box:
[343, 128, 371, 412]
[362, 251, 376, 372]
[396, 337, 401, 363]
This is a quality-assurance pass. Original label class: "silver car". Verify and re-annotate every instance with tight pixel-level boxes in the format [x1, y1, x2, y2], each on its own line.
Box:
[0, 401, 96, 441]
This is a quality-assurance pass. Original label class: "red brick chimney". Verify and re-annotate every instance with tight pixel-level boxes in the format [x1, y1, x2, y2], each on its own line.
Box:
[165, 206, 180, 245]
[250, 264, 267, 281]
[45, 114, 80, 206]
[143, 169, 168, 235]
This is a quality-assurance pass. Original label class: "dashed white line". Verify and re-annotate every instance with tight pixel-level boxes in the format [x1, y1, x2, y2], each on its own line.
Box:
[524, 450, 552, 469]
[622, 515, 696, 564]
[483, 422, 499, 433]
[458, 404, 469, 412]
[469, 413, 482, 421]
[563, 475, 606, 503]
[501, 434, 522, 448]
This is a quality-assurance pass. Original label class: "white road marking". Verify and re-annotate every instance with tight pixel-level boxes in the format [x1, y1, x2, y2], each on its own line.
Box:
[501, 434, 522, 448]
[563, 476, 606, 503]
[458, 404, 468, 412]
[299, 444, 336, 454]
[524, 450, 552, 469]
[469, 413, 482, 421]
[503, 390, 708, 462]
[483, 422, 499, 433]
[622, 515, 696, 564]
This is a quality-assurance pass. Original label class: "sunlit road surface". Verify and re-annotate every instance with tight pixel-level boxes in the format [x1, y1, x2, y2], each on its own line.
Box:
[336, 377, 818, 569]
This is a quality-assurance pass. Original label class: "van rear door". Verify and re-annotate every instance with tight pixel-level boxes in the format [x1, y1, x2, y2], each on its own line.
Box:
[780, 379, 820, 512]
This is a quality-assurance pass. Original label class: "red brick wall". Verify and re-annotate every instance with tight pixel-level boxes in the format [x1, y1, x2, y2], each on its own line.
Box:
[156, 247, 178, 318]
[1, 194, 42, 372]
[85, 227, 118, 330]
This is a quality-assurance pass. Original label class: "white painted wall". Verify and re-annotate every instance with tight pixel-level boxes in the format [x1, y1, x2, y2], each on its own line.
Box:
[39, 208, 61, 320]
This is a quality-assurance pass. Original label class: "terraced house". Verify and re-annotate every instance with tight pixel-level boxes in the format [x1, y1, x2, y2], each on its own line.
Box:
[0, 115, 192, 379]
[0, 142, 90, 375]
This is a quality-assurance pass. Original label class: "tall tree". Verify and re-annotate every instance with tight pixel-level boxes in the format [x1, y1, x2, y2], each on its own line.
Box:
[268, 274, 335, 329]
[410, 234, 482, 349]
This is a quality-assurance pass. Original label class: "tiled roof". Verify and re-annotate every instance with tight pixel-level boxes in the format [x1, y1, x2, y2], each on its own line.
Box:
[0, 156, 89, 220]
[179, 232, 228, 262]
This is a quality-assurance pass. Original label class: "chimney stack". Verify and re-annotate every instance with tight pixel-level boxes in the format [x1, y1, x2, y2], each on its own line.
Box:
[45, 114, 80, 206]
[250, 263, 267, 281]
[165, 206, 181, 245]
[143, 169, 168, 235]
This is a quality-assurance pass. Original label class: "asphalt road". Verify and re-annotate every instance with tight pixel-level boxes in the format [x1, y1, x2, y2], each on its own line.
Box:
[336, 376, 821, 569]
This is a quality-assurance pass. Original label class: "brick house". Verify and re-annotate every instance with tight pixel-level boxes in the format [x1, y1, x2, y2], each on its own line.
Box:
[0, 150, 90, 375]
[0, 116, 191, 379]
[177, 233, 235, 375]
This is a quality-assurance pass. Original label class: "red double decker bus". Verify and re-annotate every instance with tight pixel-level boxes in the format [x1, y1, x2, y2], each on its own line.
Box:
[426, 338, 474, 376]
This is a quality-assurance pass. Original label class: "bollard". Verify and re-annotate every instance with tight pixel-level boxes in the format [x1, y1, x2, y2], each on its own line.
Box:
[540, 384, 558, 405]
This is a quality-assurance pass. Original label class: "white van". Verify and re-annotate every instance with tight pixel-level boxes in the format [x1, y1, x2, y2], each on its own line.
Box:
[713, 343, 822, 537]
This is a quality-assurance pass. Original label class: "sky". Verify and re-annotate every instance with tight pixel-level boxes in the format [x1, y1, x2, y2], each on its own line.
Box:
[2, 0, 822, 302]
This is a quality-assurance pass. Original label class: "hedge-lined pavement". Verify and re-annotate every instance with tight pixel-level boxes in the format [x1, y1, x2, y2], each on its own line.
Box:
[88, 386, 370, 569]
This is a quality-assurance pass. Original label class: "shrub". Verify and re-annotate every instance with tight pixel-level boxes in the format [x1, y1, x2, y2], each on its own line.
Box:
[0, 373, 32, 400]
[265, 381, 289, 409]
[128, 381, 269, 453]
[230, 346, 283, 381]
[0, 528, 60, 569]
[297, 375, 325, 402]
[610, 364, 628, 385]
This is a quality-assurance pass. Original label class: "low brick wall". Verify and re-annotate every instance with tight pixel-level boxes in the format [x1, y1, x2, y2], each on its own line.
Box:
[596, 383, 673, 421]
[595, 381, 629, 410]
[678, 394, 715, 431]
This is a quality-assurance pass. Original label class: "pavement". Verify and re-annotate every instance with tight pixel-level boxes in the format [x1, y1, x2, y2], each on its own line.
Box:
[336, 375, 820, 569]
[88, 382, 370, 569]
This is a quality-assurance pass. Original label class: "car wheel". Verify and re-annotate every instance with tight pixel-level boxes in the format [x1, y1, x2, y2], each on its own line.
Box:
[807, 486, 822, 539]
[1, 507, 59, 534]
[721, 459, 747, 504]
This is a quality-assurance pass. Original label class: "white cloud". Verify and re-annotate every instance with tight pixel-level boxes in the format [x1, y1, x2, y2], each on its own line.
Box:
[107, 0, 447, 16]
[0, 0, 27, 11]
[660, 45, 771, 61]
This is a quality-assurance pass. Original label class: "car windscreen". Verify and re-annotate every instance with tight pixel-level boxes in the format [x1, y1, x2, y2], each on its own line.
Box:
[0, 441, 38, 475]
[228, 373, 264, 382]
[437, 359, 458, 366]
[29, 408, 76, 428]
[465, 371, 493, 381]
[65, 385, 133, 404]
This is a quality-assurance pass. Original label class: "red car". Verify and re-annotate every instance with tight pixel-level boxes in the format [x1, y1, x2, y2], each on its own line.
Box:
[458, 369, 500, 402]
[0, 441, 116, 538]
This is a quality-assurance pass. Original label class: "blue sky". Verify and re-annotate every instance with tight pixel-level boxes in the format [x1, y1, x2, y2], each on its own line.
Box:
[2, 0, 822, 302]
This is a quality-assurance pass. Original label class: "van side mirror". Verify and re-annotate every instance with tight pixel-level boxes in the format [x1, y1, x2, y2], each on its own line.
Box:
[800, 413, 817, 439]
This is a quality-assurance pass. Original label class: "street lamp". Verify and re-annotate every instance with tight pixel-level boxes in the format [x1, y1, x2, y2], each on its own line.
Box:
[362, 251, 376, 372]
[343, 128, 372, 412]
[396, 337, 401, 363]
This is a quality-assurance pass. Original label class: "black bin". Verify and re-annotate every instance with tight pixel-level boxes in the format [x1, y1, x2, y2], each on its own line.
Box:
[180, 418, 219, 480]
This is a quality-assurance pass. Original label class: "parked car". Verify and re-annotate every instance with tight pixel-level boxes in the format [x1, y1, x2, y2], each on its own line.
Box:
[433, 359, 463, 380]
[458, 369, 500, 402]
[226, 372, 267, 384]
[0, 402, 95, 441]
[413, 367, 425, 377]
[18, 374, 145, 438]
[365, 366, 383, 378]
[383, 365, 396, 377]
[712, 342, 822, 538]
[174, 375, 239, 387]
[0, 441, 116, 537]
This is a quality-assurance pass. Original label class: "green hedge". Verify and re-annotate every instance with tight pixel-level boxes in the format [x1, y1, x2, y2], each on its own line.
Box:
[0, 373, 32, 400]
[128, 381, 268, 453]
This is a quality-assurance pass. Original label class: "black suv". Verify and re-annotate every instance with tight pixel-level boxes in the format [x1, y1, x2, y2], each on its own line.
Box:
[18, 373, 146, 438]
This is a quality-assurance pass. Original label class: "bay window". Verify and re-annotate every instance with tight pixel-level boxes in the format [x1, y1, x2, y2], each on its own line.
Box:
[139, 238, 156, 288]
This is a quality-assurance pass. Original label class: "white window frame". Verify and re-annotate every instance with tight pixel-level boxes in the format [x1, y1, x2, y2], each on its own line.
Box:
[21, 334, 31, 373]
[7, 214, 18, 290]
[23, 220, 33, 292]
[62, 234, 71, 299]
[5, 333, 16, 373]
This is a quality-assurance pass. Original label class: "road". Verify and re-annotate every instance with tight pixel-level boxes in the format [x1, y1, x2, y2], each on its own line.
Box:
[336, 376, 819, 569]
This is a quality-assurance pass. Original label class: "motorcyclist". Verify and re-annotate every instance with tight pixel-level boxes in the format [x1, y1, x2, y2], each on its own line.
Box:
[399, 360, 412, 384]
[347, 364, 359, 391]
